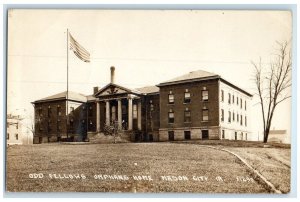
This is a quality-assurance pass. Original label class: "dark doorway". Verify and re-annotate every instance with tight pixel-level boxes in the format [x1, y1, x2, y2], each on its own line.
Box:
[202, 130, 209, 139]
[149, 134, 153, 142]
[184, 131, 191, 140]
[168, 131, 174, 141]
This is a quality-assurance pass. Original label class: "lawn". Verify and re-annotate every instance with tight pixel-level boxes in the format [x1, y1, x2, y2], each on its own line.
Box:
[6, 142, 270, 193]
[174, 140, 291, 193]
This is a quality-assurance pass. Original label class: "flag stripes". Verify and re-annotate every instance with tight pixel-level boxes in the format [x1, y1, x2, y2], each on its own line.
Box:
[69, 33, 90, 63]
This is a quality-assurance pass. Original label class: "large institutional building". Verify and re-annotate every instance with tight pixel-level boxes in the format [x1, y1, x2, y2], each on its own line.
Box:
[32, 67, 252, 143]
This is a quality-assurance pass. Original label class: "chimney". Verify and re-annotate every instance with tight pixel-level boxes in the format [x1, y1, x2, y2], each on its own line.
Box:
[110, 66, 115, 84]
[93, 86, 99, 94]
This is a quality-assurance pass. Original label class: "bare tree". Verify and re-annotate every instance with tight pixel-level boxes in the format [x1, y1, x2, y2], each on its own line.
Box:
[252, 41, 292, 143]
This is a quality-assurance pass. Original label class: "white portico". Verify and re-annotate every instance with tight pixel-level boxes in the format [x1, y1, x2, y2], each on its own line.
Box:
[94, 67, 142, 131]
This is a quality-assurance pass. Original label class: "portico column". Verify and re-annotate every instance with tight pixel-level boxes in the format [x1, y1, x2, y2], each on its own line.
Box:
[96, 101, 100, 132]
[105, 101, 110, 125]
[137, 99, 142, 130]
[117, 99, 122, 129]
[128, 97, 133, 130]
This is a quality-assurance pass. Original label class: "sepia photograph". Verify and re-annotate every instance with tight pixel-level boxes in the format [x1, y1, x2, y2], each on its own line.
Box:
[5, 8, 293, 194]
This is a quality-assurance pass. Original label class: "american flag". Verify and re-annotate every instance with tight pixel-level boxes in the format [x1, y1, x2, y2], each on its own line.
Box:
[69, 33, 90, 63]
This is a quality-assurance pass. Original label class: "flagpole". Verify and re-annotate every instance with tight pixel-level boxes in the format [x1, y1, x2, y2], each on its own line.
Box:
[66, 28, 69, 140]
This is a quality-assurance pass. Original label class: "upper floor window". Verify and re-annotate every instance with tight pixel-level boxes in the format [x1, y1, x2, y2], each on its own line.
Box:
[202, 90, 208, 101]
[168, 110, 174, 123]
[233, 112, 235, 122]
[184, 90, 191, 103]
[15, 134, 18, 140]
[38, 108, 43, 117]
[89, 105, 93, 116]
[168, 92, 174, 104]
[245, 116, 247, 127]
[228, 93, 231, 104]
[233, 95, 235, 104]
[240, 98, 243, 109]
[202, 108, 209, 121]
[237, 97, 239, 105]
[228, 111, 231, 123]
[16, 123, 18, 129]
[48, 106, 52, 117]
[7, 133, 9, 140]
[221, 90, 224, 102]
[221, 109, 224, 122]
[245, 100, 247, 110]
[57, 106, 62, 116]
[184, 108, 191, 123]
[237, 113, 239, 122]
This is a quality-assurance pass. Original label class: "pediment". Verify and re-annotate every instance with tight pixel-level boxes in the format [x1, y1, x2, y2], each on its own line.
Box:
[95, 83, 133, 97]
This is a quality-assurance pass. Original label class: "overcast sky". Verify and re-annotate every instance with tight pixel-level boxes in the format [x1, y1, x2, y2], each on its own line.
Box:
[7, 9, 292, 139]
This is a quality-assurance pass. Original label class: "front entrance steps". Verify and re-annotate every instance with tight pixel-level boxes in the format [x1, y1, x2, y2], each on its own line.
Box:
[87, 131, 132, 143]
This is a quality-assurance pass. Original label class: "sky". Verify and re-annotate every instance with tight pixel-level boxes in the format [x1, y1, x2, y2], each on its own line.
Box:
[7, 9, 292, 140]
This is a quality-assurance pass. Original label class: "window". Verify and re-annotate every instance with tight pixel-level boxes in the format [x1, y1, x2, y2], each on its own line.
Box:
[240, 98, 243, 109]
[184, 92, 191, 103]
[48, 106, 52, 117]
[240, 115, 243, 126]
[245, 100, 247, 110]
[235, 132, 237, 140]
[48, 120, 51, 132]
[237, 113, 239, 122]
[222, 130, 225, 139]
[184, 109, 191, 122]
[245, 116, 247, 127]
[233, 112, 235, 122]
[221, 90, 224, 102]
[150, 100, 154, 111]
[122, 105, 126, 114]
[228, 111, 231, 123]
[168, 94, 174, 104]
[38, 108, 43, 117]
[168, 131, 174, 141]
[228, 93, 231, 104]
[16, 123, 18, 129]
[221, 109, 224, 122]
[202, 90, 208, 101]
[184, 131, 191, 140]
[89, 106, 93, 116]
[168, 111, 174, 123]
[57, 106, 62, 116]
[57, 121, 61, 132]
[7, 133, 9, 140]
[202, 108, 209, 121]
[15, 134, 18, 140]
[233, 95, 235, 104]
[133, 105, 137, 119]
[237, 97, 239, 105]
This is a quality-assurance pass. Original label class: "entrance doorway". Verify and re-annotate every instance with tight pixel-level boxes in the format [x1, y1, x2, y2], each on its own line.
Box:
[202, 130, 209, 139]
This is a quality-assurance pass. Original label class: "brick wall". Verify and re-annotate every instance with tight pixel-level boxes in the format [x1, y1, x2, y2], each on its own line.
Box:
[159, 79, 219, 129]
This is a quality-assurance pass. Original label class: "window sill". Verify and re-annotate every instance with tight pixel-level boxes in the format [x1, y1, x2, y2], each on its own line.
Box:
[167, 103, 175, 106]
[184, 121, 191, 123]
[183, 102, 191, 105]
[201, 120, 209, 123]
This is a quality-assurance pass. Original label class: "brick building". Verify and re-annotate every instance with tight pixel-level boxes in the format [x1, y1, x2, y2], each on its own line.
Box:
[32, 67, 252, 143]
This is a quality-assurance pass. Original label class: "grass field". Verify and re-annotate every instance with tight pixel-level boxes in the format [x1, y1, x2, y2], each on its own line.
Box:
[6, 142, 289, 193]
